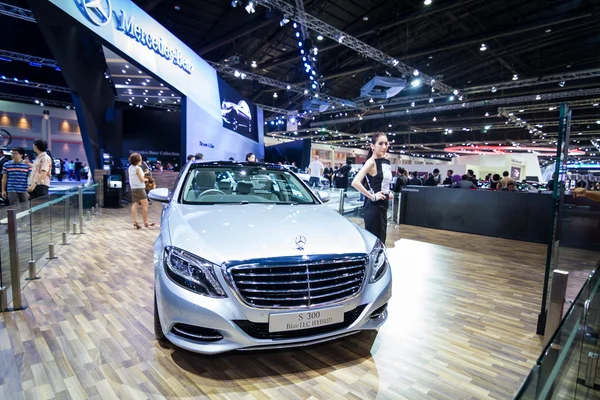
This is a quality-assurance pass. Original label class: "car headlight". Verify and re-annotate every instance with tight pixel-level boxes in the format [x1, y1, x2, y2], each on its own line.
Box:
[369, 240, 389, 283]
[163, 246, 226, 298]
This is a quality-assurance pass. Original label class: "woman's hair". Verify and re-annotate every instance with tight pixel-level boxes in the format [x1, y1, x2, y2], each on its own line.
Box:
[398, 167, 406, 175]
[245, 152, 255, 161]
[493, 173, 501, 181]
[129, 153, 142, 165]
[366, 132, 387, 159]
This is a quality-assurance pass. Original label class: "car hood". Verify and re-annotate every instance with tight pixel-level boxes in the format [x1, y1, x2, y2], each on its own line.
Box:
[166, 203, 369, 264]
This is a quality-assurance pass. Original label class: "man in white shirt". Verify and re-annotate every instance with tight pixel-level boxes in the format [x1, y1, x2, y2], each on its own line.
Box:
[307, 155, 324, 189]
[27, 139, 52, 199]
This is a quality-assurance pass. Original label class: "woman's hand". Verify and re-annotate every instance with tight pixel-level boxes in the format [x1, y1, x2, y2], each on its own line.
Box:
[388, 192, 394, 200]
[573, 188, 587, 198]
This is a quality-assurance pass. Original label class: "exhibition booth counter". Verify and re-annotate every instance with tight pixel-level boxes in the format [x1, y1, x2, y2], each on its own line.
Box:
[397, 186, 600, 249]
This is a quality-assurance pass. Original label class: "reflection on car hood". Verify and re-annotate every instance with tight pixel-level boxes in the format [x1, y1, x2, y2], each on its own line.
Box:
[167, 204, 367, 264]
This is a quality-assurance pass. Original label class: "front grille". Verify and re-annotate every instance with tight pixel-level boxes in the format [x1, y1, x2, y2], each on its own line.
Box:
[234, 305, 367, 339]
[227, 255, 367, 308]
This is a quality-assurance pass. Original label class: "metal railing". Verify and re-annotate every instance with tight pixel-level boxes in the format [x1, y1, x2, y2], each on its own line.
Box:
[0, 183, 99, 312]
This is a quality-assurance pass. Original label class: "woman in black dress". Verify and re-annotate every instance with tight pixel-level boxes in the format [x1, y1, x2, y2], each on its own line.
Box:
[351, 133, 393, 244]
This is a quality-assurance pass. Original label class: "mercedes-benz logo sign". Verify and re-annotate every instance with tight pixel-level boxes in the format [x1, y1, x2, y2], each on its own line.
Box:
[77, 0, 112, 26]
[295, 235, 307, 251]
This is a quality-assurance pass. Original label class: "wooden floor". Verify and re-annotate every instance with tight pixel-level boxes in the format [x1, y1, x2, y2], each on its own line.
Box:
[0, 205, 575, 399]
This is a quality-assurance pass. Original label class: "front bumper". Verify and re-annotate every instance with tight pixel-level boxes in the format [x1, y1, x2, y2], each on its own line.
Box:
[155, 261, 392, 355]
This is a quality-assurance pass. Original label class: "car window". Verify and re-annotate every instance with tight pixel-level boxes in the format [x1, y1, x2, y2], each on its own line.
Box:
[181, 166, 317, 205]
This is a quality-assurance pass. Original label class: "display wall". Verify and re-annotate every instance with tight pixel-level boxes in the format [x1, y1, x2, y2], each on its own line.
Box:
[42, 0, 264, 165]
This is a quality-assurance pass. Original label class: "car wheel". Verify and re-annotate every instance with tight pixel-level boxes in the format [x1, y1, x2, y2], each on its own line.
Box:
[154, 292, 166, 341]
[233, 119, 239, 131]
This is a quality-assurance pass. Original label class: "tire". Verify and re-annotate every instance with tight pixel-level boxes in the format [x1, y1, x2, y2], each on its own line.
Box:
[154, 292, 166, 341]
[232, 119, 239, 131]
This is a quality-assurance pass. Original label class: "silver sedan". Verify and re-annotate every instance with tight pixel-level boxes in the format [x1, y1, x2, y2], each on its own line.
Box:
[149, 161, 392, 354]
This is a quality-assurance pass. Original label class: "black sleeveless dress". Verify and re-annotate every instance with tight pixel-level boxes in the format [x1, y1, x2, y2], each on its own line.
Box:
[363, 158, 392, 244]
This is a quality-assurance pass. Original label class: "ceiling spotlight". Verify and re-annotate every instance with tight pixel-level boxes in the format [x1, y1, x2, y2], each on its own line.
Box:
[545, 28, 552, 33]
[369, 98, 374, 103]
[121, 69, 126, 73]
[231, 0, 240, 7]
[34, 99, 39, 104]
[380, 105, 384, 109]
[317, 34, 324, 41]
[234, 70, 241, 77]
[411, 79, 422, 87]
[337, 35, 345, 43]
[304, 89, 308, 94]
[413, 69, 419, 76]
[453, 89, 459, 96]
[535, 95, 541, 100]
[433, 117, 437, 121]
[273, 92, 278, 98]
[512, 74, 519, 81]
[411, 102, 415, 107]
[424, 0, 432, 5]
[251, 60, 257, 68]
[480, 43, 487, 51]
[245, 1, 255, 13]
[491, 86, 497, 93]
[429, 98, 434, 103]
[66, 105, 71, 110]
[449, 96, 455, 101]
[559, 81, 566, 87]
[280, 17, 290, 26]
[286, 85, 291, 90]
[485, 112, 490, 116]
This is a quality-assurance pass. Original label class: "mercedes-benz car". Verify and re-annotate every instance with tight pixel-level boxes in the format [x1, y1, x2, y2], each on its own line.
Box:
[149, 161, 392, 354]
[221, 100, 252, 133]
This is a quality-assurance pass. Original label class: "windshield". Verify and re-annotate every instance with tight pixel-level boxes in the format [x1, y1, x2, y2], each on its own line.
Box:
[180, 165, 318, 205]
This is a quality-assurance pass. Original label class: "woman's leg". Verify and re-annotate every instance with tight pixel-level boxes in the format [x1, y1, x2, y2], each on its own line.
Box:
[132, 201, 139, 224]
[140, 198, 149, 225]
[380, 206, 388, 245]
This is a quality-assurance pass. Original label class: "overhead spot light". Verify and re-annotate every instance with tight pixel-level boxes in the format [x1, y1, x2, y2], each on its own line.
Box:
[535, 95, 541, 100]
[251, 60, 257, 68]
[512, 74, 519, 81]
[286, 85, 291, 90]
[480, 44, 487, 51]
[428, 98, 434, 103]
[392, 59, 399, 66]
[245, 1, 255, 13]
[369, 98, 374, 103]
[234, 70, 241, 78]
[413, 69, 419, 76]
[485, 112, 489, 116]
[411, 102, 415, 107]
[231, 0, 240, 7]
[453, 89, 459, 95]
[424, 0, 432, 5]
[317, 34, 324, 41]
[433, 117, 437, 121]
[449, 96, 454, 101]
[491, 86, 497, 93]
[34, 99, 39, 104]
[280, 17, 290, 26]
[559, 81, 566, 87]
[411, 79, 422, 87]
[337, 35, 345, 43]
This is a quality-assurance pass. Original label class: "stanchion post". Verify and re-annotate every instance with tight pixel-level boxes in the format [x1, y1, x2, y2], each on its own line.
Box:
[86, 211, 91, 221]
[544, 270, 569, 346]
[7, 209, 26, 311]
[62, 231, 69, 245]
[47, 243, 57, 260]
[78, 187, 84, 234]
[26, 260, 39, 280]
[396, 192, 403, 225]
[0, 286, 7, 312]
[338, 189, 345, 215]
[72, 222, 77, 235]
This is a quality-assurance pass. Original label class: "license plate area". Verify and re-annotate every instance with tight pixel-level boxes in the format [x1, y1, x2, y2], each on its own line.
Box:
[268, 307, 344, 333]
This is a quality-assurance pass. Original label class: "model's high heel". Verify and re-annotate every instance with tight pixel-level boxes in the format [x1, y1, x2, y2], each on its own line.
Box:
[133, 222, 141, 229]
[145, 222, 156, 228]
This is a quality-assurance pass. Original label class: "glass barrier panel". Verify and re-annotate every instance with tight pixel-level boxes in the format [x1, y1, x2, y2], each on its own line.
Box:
[28, 194, 53, 270]
[514, 365, 541, 399]
[0, 207, 9, 303]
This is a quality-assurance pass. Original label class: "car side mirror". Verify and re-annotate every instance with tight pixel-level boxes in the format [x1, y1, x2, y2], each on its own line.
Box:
[148, 188, 170, 203]
[318, 191, 331, 203]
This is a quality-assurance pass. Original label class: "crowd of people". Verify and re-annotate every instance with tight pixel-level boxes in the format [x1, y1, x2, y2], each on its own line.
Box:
[393, 168, 522, 192]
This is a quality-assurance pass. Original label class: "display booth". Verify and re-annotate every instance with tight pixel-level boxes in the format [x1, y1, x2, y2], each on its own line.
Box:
[28, 0, 264, 170]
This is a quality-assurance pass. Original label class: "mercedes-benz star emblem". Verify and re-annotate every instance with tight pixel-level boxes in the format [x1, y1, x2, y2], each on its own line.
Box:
[295, 235, 307, 251]
[78, 0, 112, 26]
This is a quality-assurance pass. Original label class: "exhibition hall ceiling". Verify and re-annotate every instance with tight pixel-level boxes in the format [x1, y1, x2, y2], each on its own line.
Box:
[0, 0, 599, 161]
